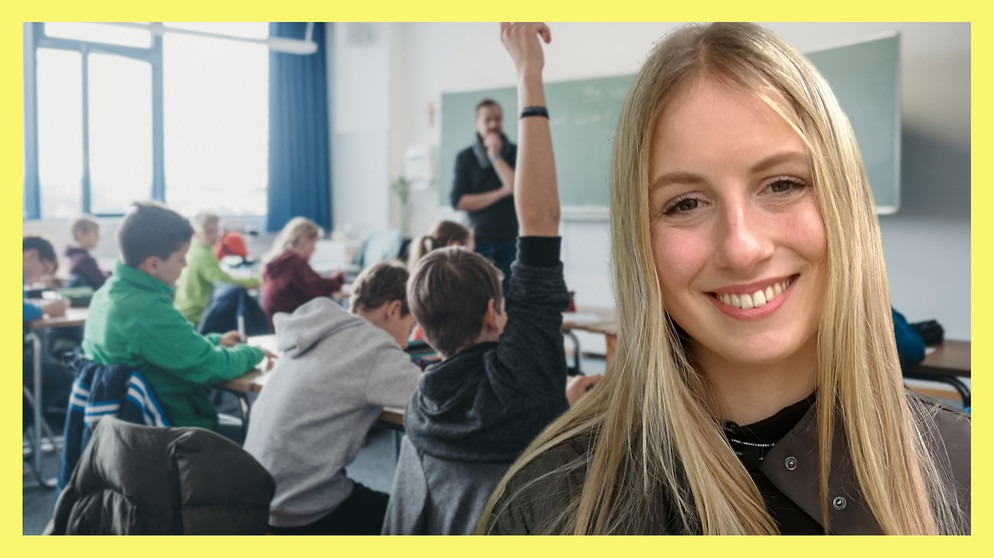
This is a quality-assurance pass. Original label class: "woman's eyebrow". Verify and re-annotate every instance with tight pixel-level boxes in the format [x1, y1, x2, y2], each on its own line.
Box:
[649, 171, 707, 193]
[748, 151, 810, 175]
[649, 150, 810, 193]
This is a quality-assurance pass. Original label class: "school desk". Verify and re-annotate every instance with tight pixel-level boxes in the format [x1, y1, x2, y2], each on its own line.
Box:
[24, 307, 89, 487]
[562, 306, 617, 371]
[590, 327, 971, 408]
[905, 340, 971, 407]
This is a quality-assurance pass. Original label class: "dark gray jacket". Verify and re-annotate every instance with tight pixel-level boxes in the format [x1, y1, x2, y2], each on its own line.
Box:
[485, 393, 971, 534]
[46, 416, 275, 534]
[383, 237, 570, 534]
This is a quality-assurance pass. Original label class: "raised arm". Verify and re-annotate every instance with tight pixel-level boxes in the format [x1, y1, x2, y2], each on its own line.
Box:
[500, 22, 558, 237]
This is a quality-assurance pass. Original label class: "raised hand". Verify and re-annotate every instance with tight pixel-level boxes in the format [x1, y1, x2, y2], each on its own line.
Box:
[498, 22, 558, 238]
[499, 22, 551, 79]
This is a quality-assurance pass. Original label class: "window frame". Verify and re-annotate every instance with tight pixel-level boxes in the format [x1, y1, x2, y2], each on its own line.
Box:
[24, 22, 164, 219]
[23, 22, 270, 220]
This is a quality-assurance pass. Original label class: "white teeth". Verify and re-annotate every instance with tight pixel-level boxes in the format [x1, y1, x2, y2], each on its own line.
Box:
[715, 279, 792, 310]
[752, 289, 767, 306]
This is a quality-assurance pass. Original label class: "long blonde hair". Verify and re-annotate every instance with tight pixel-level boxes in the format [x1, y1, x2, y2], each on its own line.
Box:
[407, 220, 472, 269]
[481, 22, 966, 535]
[262, 217, 322, 267]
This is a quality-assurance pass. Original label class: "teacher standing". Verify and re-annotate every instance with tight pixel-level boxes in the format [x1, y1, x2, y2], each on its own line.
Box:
[450, 99, 518, 290]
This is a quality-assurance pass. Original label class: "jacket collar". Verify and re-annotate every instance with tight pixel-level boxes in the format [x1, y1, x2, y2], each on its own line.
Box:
[112, 261, 175, 296]
[759, 401, 883, 534]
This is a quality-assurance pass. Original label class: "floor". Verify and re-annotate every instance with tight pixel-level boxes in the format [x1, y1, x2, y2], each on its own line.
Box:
[23, 354, 608, 535]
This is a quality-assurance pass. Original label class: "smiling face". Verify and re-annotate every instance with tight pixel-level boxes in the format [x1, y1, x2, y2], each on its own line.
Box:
[648, 77, 828, 373]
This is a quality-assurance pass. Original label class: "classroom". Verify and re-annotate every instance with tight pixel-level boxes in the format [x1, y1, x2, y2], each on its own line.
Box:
[20, 22, 971, 536]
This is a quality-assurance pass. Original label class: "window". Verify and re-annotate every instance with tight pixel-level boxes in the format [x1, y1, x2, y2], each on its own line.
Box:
[163, 31, 268, 216]
[23, 22, 270, 219]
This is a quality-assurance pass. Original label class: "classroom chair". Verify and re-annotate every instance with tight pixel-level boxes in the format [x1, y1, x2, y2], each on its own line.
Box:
[46, 416, 275, 534]
[354, 229, 411, 270]
[57, 351, 172, 499]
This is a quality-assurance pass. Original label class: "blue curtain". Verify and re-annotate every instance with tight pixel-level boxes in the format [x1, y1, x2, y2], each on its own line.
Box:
[266, 22, 331, 232]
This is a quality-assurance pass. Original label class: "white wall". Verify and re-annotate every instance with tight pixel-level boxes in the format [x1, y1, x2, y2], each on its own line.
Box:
[329, 22, 392, 242]
[330, 22, 971, 341]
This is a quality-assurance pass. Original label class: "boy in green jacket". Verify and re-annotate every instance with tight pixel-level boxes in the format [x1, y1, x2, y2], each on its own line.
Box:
[83, 202, 272, 433]
[175, 212, 261, 325]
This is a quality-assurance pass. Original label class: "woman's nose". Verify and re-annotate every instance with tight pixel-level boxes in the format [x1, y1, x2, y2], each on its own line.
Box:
[713, 202, 774, 271]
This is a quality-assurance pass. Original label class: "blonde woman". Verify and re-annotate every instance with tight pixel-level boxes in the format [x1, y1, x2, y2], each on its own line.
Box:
[261, 217, 345, 331]
[479, 22, 970, 535]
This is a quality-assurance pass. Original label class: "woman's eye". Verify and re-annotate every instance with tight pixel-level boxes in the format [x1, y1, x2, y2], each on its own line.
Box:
[663, 196, 702, 215]
[768, 177, 806, 195]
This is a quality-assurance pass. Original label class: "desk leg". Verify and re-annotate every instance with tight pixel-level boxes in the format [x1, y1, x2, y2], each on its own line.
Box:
[564, 330, 582, 375]
[235, 393, 251, 439]
[904, 372, 971, 409]
[28, 332, 57, 488]
[603, 332, 616, 367]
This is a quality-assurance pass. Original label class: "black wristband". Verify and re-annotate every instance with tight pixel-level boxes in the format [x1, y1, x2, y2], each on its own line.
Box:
[519, 106, 549, 119]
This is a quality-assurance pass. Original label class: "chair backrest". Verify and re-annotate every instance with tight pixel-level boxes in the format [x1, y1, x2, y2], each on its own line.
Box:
[58, 351, 172, 496]
[47, 417, 275, 534]
[354, 229, 410, 269]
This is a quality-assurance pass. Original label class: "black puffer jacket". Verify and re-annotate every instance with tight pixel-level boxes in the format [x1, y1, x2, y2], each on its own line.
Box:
[45, 417, 275, 534]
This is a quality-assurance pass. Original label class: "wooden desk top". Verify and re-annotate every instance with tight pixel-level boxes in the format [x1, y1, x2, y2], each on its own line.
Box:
[562, 306, 616, 333]
[219, 335, 279, 393]
[909, 340, 970, 378]
[26, 307, 88, 330]
[379, 406, 404, 428]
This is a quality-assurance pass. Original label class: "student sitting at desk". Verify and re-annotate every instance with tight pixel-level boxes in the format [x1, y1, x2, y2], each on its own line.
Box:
[381, 24, 599, 535]
[260, 217, 345, 332]
[406, 219, 473, 342]
[23, 236, 68, 321]
[82, 202, 271, 440]
[243, 261, 421, 535]
[175, 212, 261, 326]
[64, 215, 110, 290]
[23, 235, 73, 428]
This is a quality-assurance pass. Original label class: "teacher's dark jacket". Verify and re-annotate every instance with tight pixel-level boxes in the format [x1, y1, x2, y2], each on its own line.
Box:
[450, 133, 518, 242]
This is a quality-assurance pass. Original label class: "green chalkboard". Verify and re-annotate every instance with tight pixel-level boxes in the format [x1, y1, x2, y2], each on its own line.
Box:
[806, 33, 901, 213]
[440, 33, 900, 213]
[439, 74, 631, 213]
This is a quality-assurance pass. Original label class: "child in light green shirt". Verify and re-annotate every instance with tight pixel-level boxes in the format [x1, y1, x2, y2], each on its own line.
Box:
[175, 212, 260, 325]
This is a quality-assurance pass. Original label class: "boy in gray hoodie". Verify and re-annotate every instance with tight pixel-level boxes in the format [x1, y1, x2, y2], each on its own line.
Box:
[382, 23, 599, 535]
[243, 261, 420, 534]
